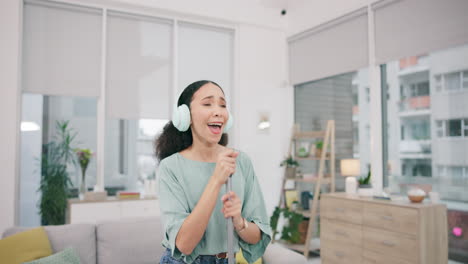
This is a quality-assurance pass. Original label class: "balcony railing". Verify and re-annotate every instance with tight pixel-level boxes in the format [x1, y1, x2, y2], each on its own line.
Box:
[352, 105, 359, 115]
[399, 56, 419, 69]
[399, 140, 431, 154]
[399, 95, 431, 112]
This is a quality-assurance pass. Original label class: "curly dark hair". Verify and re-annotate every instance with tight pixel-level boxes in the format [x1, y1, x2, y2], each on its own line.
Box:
[154, 80, 228, 162]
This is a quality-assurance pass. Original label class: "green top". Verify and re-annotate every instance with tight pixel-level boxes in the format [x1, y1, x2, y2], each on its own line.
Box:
[157, 151, 272, 264]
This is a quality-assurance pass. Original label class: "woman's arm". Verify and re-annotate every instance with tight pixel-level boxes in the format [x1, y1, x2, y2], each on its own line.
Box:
[175, 149, 239, 255]
[236, 220, 261, 244]
[222, 191, 262, 244]
[175, 177, 222, 255]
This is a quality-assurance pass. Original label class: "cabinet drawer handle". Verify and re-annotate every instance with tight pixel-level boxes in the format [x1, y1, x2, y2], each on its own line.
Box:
[335, 230, 348, 237]
[381, 215, 394, 221]
[334, 251, 345, 258]
[382, 240, 395, 247]
[335, 208, 345, 213]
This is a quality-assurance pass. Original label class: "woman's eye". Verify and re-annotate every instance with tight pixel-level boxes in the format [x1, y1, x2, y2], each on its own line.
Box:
[220, 105, 226, 108]
[203, 104, 211, 106]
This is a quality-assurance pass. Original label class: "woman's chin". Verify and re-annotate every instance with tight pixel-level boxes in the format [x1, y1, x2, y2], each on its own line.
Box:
[207, 134, 222, 143]
[211, 136, 222, 143]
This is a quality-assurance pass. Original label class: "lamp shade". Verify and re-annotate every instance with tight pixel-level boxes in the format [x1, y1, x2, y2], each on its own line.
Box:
[340, 159, 360, 176]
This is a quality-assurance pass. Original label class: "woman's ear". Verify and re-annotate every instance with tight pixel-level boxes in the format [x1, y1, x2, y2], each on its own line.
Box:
[223, 110, 233, 133]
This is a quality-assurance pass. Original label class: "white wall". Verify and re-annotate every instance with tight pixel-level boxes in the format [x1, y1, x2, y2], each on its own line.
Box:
[106, 0, 293, 215]
[236, 24, 292, 216]
[287, 0, 376, 36]
[0, 0, 21, 234]
[99, 0, 288, 31]
[0, 0, 292, 232]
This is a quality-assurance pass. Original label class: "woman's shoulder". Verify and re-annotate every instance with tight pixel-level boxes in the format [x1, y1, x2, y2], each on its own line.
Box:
[158, 152, 181, 170]
[235, 150, 254, 168]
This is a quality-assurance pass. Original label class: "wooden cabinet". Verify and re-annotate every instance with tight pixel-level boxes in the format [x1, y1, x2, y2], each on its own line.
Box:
[68, 197, 159, 224]
[320, 193, 448, 264]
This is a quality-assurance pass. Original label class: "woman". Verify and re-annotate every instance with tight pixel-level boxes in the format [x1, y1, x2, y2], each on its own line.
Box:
[155, 80, 271, 264]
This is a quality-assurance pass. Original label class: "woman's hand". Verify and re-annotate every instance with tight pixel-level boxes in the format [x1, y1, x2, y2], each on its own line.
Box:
[221, 191, 243, 229]
[213, 148, 239, 186]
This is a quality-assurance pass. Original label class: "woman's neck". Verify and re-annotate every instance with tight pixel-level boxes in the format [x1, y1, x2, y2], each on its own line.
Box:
[185, 141, 222, 162]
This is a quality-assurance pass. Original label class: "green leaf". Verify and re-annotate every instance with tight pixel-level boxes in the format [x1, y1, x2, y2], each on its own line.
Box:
[271, 207, 305, 244]
[37, 120, 79, 225]
[280, 155, 299, 167]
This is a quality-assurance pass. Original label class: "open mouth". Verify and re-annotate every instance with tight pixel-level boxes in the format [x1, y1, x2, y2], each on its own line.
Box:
[207, 122, 223, 134]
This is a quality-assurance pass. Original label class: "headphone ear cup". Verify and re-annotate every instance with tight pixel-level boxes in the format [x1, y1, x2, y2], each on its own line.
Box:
[172, 104, 191, 132]
[223, 110, 233, 133]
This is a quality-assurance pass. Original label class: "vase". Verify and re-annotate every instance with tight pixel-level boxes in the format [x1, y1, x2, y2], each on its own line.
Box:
[315, 148, 322, 158]
[345, 176, 358, 194]
[79, 169, 87, 200]
[286, 167, 296, 179]
[298, 220, 309, 244]
[358, 184, 374, 196]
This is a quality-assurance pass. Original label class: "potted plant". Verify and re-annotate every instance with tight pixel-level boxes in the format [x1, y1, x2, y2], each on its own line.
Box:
[315, 140, 323, 157]
[357, 170, 373, 196]
[270, 206, 281, 240]
[280, 155, 299, 178]
[297, 142, 310, 157]
[270, 206, 304, 244]
[38, 120, 77, 225]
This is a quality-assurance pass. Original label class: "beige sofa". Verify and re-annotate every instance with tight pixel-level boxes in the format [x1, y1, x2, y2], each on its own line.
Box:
[3, 217, 307, 264]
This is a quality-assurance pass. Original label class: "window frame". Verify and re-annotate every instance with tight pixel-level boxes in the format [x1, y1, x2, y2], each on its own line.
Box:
[444, 71, 462, 92]
[446, 119, 463, 138]
[436, 119, 468, 138]
[463, 70, 468, 89]
[435, 70, 468, 94]
[19, 0, 238, 192]
[463, 119, 468, 137]
[434, 74, 442, 92]
[436, 120, 445, 138]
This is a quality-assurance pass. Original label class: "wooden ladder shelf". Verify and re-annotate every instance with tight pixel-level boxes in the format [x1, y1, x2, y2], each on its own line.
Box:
[274, 120, 335, 258]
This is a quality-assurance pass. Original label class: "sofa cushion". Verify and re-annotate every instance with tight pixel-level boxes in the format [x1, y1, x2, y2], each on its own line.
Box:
[262, 243, 307, 264]
[3, 224, 96, 264]
[0, 227, 53, 264]
[237, 248, 262, 264]
[96, 217, 165, 264]
[23, 247, 81, 264]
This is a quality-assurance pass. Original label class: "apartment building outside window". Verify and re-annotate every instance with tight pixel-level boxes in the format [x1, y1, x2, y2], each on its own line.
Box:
[382, 44, 468, 204]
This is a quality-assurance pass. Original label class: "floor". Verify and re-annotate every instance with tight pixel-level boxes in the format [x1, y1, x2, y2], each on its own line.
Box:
[307, 255, 320, 264]
[306, 256, 464, 264]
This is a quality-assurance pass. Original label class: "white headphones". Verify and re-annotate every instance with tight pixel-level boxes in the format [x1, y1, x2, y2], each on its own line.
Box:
[172, 104, 233, 133]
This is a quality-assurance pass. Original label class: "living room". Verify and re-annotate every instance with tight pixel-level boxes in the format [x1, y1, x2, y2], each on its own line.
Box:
[1, 0, 467, 263]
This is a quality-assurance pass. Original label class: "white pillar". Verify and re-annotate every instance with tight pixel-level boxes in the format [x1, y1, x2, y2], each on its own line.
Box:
[0, 0, 22, 233]
[368, 4, 384, 194]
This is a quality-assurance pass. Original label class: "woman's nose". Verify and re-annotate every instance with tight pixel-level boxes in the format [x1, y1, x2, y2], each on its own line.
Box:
[213, 107, 224, 117]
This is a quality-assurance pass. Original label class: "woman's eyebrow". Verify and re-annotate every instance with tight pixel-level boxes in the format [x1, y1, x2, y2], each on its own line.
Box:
[201, 96, 226, 102]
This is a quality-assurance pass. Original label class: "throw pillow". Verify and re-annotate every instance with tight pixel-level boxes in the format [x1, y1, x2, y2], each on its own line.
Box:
[236, 249, 262, 264]
[0, 227, 52, 264]
[23, 247, 81, 264]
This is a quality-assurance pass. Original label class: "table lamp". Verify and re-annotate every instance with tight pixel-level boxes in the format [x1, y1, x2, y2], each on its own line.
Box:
[340, 159, 360, 194]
